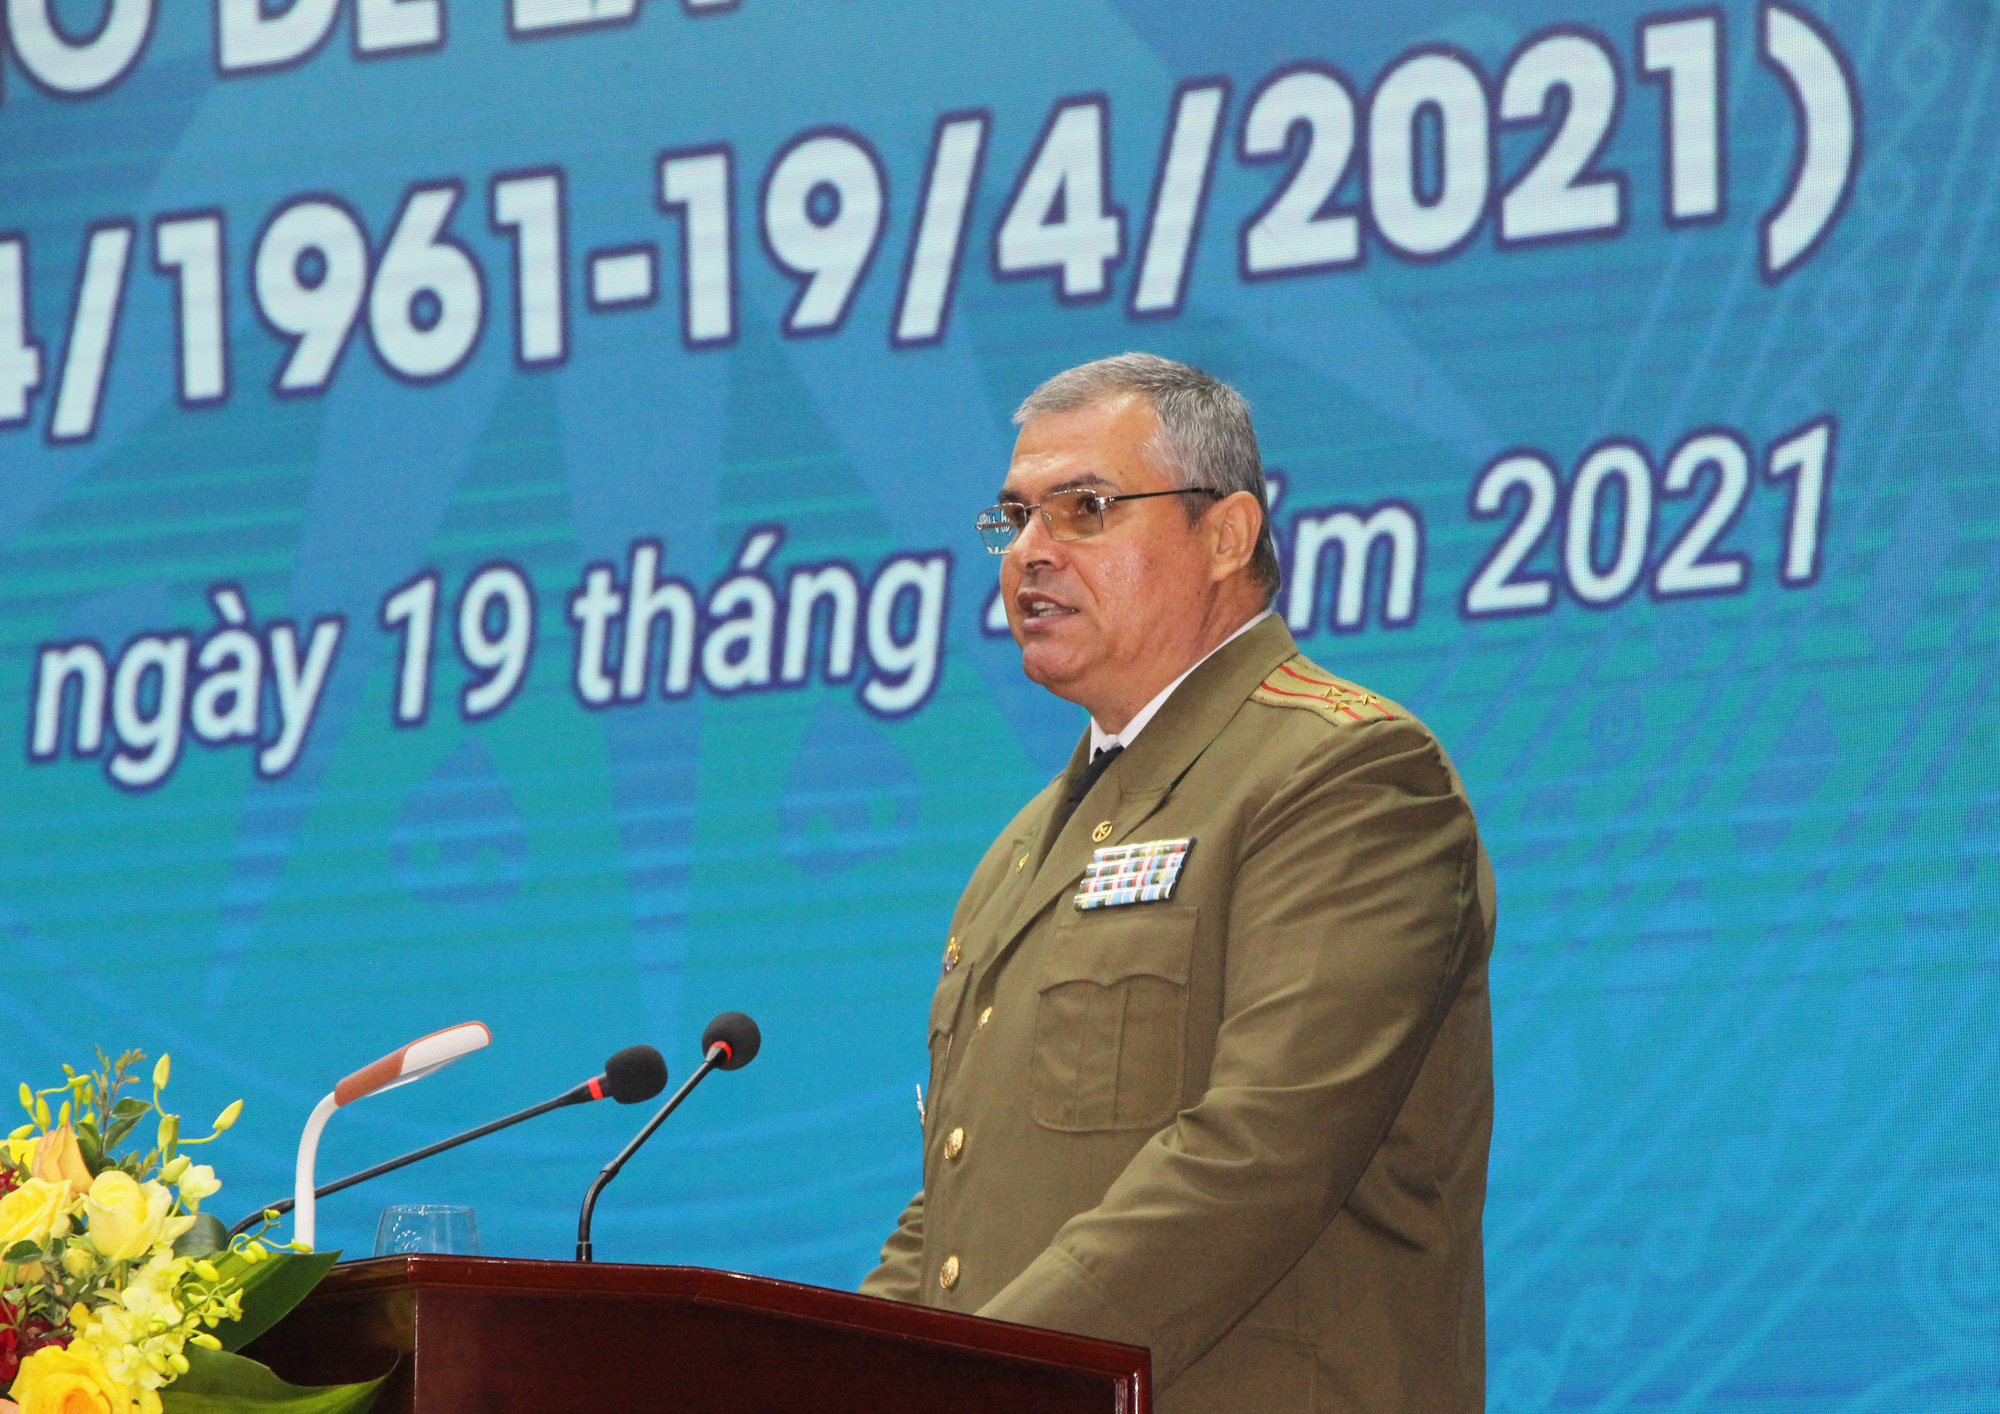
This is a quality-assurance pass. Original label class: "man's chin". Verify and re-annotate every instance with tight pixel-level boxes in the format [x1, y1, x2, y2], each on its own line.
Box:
[1018, 641, 1090, 696]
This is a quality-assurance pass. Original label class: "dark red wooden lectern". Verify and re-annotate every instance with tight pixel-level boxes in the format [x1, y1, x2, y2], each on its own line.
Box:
[248, 1256, 1150, 1414]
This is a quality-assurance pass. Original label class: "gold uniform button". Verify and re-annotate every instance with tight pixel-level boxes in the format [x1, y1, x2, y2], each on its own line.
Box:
[1092, 821, 1113, 843]
[942, 936, 960, 972]
[977, 1006, 993, 1029]
[1016, 855, 1028, 872]
[939, 1254, 960, 1290]
[945, 1126, 965, 1159]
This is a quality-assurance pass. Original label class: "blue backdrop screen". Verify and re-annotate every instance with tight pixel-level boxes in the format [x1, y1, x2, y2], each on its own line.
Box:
[3, 0, 1996, 1407]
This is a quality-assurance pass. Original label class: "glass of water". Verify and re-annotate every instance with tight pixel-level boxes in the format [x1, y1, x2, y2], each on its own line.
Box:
[374, 1204, 480, 1256]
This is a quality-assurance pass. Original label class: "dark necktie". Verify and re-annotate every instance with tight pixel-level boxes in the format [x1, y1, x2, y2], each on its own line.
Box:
[1053, 745, 1123, 839]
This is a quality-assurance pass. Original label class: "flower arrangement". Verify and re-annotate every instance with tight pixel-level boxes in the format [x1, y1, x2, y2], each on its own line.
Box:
[1, 1052, 383, 1414]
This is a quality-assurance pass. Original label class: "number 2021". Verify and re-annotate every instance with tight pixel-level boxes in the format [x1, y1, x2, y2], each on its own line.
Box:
[1461, 417, 1832, 617]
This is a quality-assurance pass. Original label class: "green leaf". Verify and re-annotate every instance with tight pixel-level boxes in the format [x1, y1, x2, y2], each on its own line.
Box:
[160, 1344, 389, 1414]
[104, 1096, 151, 1150]
[75, 1121, 104, 1175]
[209, 1250, 340, 1353]
[3, 1239, 39, 1262]
[174, 1213, 229, 1258]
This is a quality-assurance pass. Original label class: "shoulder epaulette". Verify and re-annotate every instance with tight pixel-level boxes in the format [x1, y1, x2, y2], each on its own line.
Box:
[1250, 655, 1400, 724]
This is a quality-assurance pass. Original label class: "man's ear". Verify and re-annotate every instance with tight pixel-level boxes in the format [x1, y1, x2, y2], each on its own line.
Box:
[1206, 491, 1264, 583]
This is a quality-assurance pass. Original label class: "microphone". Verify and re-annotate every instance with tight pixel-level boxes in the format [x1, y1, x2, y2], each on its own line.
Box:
[557, 1045, 672, 1106]
[232, 1044, 668, 1240]
[575, 1012, 760, 1262]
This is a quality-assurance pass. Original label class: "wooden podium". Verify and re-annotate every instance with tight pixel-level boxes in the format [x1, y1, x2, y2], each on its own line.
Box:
[247, 1255, 1150, 1414]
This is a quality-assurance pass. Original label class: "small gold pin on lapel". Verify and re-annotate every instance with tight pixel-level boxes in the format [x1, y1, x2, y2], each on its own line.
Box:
[1092, 821, 1113, 843]
[942, 936, 961, 972]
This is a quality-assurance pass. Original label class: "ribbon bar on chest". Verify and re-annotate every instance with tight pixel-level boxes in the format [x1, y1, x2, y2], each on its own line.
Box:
[1074, 838, 1194, 909]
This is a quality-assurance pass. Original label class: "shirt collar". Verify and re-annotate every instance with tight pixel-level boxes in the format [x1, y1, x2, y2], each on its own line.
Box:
[1089, 608, 1275, 758]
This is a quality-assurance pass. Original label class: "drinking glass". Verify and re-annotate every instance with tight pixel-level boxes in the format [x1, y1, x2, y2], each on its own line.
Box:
[374, 1204, 480, 1256]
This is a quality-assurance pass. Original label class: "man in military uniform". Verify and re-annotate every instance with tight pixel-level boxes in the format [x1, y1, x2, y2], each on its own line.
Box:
[860, 354, 1495, 1413]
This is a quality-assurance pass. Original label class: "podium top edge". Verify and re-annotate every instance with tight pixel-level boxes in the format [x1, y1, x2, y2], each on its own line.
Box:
[317, 1255, 1150, 1380]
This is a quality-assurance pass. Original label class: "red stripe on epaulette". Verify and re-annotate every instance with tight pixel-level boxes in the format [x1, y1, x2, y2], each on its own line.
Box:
[1257, 683, 1371, 719]
[1262, 663, 1397, 719]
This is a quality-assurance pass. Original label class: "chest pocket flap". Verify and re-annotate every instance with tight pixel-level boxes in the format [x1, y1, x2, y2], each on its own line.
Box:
[1033, 905, 1198, 1132]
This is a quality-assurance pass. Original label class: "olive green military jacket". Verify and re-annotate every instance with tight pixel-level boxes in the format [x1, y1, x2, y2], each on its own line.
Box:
[859, 615, 1495, 1414]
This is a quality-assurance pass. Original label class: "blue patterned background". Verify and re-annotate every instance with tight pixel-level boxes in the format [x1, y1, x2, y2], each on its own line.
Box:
[2, 0, 1995, 1406]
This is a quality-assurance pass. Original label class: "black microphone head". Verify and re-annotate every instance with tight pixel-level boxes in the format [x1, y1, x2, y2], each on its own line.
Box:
[604, 1045, 668, 1104]
[702, 1012, 760, 1071]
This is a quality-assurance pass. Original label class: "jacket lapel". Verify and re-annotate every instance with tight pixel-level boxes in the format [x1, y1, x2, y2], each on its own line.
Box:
[997, 615, 1300, 947]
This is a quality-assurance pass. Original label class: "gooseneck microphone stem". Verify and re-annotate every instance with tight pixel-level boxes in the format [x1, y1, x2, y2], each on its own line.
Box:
[228, 1090, 584, 1240]
[576, 1045, 725, 1263]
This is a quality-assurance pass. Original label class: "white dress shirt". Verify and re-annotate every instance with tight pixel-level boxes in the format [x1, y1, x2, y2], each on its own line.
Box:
[1088, 609, 1274, 759]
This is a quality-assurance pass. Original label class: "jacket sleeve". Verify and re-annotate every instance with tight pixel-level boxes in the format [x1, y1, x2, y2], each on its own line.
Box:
[976, 718, 1487, 1386]
[858, 1189, 926, 1302]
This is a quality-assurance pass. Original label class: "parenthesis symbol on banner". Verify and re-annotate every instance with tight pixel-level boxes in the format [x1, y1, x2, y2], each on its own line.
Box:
[1759, 2, 1860, 282]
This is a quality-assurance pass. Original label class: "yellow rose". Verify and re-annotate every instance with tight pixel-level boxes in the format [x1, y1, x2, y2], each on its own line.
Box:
[3, 1136, 38, 1169]
[32, 1128, 93, 1192]
[8, 1344, 134, 1414]
[0, 1179, 75, 1247]
[82, 1174, 187, 1263]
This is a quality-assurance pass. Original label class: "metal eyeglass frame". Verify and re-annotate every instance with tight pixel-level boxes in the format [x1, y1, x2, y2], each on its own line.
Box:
[977, 487, 1223, 554]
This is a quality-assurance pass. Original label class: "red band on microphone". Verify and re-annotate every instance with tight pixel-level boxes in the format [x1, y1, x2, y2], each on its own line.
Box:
[713, 1042, 733, 1063]
[587, 1077, 604, 1102]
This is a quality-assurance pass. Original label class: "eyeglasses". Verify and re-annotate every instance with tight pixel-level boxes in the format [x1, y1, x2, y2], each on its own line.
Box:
[976, 487, 1223, 554]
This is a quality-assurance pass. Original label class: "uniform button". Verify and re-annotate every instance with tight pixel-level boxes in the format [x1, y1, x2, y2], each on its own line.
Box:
[1092, 821, 1113, 842]
[945, 1126, 964, 1159]
[940, 1255, 960, 1290]
[942, 936, 960, 972]
[977, 1006, 993, 1029]
[1016, 855, 1028, 872]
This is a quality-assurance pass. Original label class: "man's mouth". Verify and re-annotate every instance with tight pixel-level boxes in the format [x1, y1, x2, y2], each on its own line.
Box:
[1016, 590, 1077, 623]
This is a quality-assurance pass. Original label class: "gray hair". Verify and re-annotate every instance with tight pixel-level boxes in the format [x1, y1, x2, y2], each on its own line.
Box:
[1013, 352, 1281, 601]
